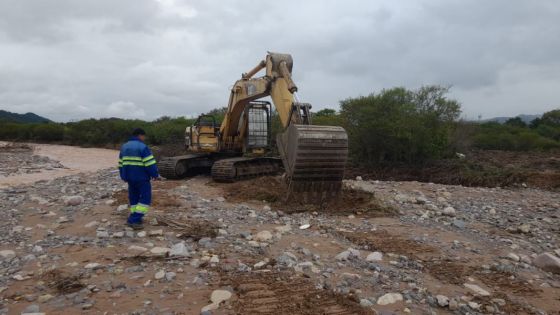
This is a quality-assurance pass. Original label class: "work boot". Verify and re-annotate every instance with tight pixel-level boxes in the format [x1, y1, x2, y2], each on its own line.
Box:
[127, 212, 145, 230]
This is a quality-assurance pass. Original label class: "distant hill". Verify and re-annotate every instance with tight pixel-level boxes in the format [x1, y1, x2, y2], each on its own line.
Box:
[0, 110, 51, 123]
[481, 114, 541, 124]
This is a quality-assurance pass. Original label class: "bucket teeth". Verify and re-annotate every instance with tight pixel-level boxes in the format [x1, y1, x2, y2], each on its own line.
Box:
[277, 124, 348, 201]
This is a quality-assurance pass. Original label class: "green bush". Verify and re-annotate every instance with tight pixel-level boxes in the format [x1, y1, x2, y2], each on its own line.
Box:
[339, 86, 461, 164]
[0, 117, 194, 147]
[472, 121, 560, 151]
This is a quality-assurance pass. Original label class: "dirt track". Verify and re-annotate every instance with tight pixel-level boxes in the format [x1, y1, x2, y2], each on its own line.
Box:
[0, 144, 559, 315]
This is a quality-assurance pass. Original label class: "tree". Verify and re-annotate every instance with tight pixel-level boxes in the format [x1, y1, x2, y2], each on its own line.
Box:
[339, 85, 461, 164]
[505, 117, 526, 128]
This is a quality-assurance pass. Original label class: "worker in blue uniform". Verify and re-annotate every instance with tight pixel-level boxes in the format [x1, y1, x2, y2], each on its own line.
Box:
[118, 128, 159, 229]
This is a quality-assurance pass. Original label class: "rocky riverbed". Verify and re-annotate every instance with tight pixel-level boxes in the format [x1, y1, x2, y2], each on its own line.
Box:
[0, 144, 559, 314]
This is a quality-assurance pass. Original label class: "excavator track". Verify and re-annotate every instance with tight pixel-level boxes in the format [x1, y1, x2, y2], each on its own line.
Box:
[278, 124, 348, 201]
[211, 157, 282, 182]
[158, 154, 212, 179]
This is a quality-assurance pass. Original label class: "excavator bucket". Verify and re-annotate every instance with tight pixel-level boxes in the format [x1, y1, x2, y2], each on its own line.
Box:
[277, 124, 348, 202]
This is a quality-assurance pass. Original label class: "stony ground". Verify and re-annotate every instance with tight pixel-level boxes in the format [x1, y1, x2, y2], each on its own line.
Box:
[0, 144, 559, 315]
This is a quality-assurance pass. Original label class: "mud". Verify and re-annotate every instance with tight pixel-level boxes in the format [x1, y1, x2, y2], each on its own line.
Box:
[345, 149, 560, 191]
[474, 268, 541, 297]
[156, 214, 218, 240]
[223, 271, 374, 315]
[221, 176, 396, 216]
[340, 230, 437, 259]
[41, 269, 85, 294]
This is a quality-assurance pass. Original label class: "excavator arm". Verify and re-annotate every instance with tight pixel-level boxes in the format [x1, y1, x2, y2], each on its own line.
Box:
[219, 53, 297, 146]
[220, 52, 348, 200]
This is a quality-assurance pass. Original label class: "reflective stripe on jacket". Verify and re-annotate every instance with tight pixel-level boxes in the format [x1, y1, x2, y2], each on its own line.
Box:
[118, 137, 159, 181]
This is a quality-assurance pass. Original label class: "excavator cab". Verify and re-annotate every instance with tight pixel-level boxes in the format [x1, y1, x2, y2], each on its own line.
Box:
[243, 101, 271, 155]
[186, 115, 219, 153]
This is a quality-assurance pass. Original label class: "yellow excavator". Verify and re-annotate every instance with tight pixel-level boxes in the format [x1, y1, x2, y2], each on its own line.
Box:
[158, 52, 348, 200]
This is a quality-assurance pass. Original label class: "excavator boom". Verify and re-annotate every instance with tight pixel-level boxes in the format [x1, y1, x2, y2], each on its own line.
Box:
[220, 52, 348, 200]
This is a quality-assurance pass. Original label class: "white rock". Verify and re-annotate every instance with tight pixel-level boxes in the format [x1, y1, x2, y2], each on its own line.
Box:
[436, 295, 449, 307]
[64, 195, 84, 206]
[32, 245, 43, 253]
[148, 229, 163, 236]
[128, 245, 148, 253]
[377, 293, 403, 305]
[518, 224, 531, 234]
[507, 253, 520, 262]
[366, 251, 383, 262]
[84, 263, 101, 269]
[137, 231, 147, 238]
[57, 216, 70, 223]
[356, 176, 363, 181]
[335, 248, 360, 261]
[0, 250, 16, 260]
[154, 270, 165, 280]
[442, 206, 456, 216]
[84, 221, 99, 228]
[112, 231, 124, 238]
[533, 252, 560, 274]
[263, 205, 271, 211]
[209, 255, 220, 263]
[468, 301, 480, 309]
[96, 230, 109, 238]
[255, 230, 273, 242]
[170, 242, 191, 257]
[394, 194, 410, 203]
[201, 303, 219, 312]
[488, 208, 497, 215]
[13, 274, 28, 281]
[254, 261, 267, 269]
[464, 283, 491, 296]
[210, 289, 232, 304]
[116, 204, 128, 212]
[299, 224, 310, 230]
[150, 247, 170, 256]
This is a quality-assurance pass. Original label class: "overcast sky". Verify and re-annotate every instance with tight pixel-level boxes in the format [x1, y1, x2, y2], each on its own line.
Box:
[0, 0, 559, 122]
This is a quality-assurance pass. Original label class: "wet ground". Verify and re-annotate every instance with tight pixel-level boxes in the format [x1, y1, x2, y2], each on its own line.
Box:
[0, 144, 559, 314]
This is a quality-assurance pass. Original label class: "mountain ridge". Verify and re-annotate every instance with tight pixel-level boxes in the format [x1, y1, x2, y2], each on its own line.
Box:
[0, 110, 51, 123]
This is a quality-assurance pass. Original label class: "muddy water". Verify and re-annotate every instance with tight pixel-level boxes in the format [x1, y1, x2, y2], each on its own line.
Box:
[0, 142, 118, 188]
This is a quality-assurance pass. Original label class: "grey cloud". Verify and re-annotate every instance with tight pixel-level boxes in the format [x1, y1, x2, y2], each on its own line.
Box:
[0, 0, 559, 122]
